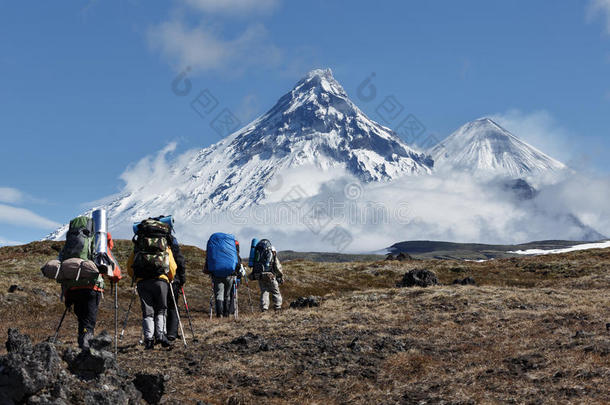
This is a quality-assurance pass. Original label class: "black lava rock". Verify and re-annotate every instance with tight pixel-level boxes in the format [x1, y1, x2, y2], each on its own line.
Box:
[134, 373, 166, 404]
[290, 296, 320, 308]
[397, 269, 438, 288]
[0, 330, 141, 405]
[7, 285, 22, 293]
[396, 252, 413, 261]
[88, 330, 113, 351]
[6, 327, 33, 354]
[66, 347, 115, 380]
[0, 329, 62, 404]
[231, 332, 260, 346]
[452, 276, 476, 286]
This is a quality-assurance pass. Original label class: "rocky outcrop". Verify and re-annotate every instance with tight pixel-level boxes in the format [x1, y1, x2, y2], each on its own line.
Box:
[0, 329, 142, 405]
[290, 296, 321, 308]
[397, 269, 439, 288]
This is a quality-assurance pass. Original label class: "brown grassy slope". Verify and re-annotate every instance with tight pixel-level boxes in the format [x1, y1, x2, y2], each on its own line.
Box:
[0, 241, 609, 404]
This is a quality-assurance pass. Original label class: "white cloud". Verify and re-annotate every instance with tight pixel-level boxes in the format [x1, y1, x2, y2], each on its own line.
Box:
[0, 187, 24, 204]
[588, 0, 610, 33]
[120, 142, 189, 195]
[0, 204, 60, 229]
[102, 144, 609, 252]
[0, 236, 22, 247]
[166, 168, 609, 253]
[182, 0, 279, 15]
[489, 110, 574, 167]
[148, 19, 281, 74]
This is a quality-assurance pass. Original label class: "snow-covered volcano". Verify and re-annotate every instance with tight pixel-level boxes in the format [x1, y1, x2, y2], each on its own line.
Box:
[47, 72, 598, 249]
[48, 68, 432, 240]
[430, 118, 566, 178]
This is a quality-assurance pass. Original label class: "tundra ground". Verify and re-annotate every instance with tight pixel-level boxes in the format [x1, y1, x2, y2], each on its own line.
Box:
[0, 241, 608, 404]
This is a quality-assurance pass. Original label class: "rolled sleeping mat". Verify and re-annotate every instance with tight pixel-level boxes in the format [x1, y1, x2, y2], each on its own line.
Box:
[248, 238, 259, 268]
[132, 215, 174, 234]
[41, 258, 99, 281]
[93, 208, 114, 277]
[92, 208, 108, 255]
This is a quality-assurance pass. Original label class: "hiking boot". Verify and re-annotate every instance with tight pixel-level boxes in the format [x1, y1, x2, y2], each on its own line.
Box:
[157, 334, 171, 348]
[166, 335, 176, 342]
[144, 338, 155, 350]
[81, 332, 93, 350]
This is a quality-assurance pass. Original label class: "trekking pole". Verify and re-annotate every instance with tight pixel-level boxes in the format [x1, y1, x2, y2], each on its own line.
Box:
[181, 287, 197, 341]
[52, 305, 70, 343]
[233, 279, 239, 320]
[120, 286, 136, 340]
[113, 281, 118, 359]
[168, 282, 187, 348]
[209, 277, 214, 320]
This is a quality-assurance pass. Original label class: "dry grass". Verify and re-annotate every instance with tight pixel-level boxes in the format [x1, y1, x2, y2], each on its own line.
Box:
[0, 241, 609, 404]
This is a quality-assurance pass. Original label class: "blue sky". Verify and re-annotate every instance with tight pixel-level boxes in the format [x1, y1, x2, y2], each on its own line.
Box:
[1, 0, 609, 244]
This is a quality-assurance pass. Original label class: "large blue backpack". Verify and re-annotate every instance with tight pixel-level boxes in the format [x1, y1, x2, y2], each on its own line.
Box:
[206, 233, 239, 277]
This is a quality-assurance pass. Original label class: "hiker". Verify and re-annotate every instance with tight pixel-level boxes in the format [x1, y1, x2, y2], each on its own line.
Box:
[53, 217, 121, 349]
[203, 233, 244, 318]
[166, 235, 186, 341]
[128, 218, 177, 349]
[249, 239, 284, 312]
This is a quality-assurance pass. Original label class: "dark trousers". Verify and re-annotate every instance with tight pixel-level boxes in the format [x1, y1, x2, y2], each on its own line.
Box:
[137, 279, 169, 318]
[166, 282, 181, 338]
[65, 289, 101, 336]
[212, 276, 235, 317]
[137, 279, 169, 340]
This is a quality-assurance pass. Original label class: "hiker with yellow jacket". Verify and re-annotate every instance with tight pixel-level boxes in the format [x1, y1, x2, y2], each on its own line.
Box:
[127, 219, 177, 349]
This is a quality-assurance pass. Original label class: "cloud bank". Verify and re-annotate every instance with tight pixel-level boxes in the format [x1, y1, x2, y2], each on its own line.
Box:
[103, 144, 608, 253]
[0, 204, 60, 230]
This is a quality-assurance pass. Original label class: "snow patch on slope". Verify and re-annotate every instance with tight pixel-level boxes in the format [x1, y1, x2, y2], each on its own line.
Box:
[509, 240, 610, 255]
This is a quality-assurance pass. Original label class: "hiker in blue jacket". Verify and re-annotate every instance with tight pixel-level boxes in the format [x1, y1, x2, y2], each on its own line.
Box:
[203, 233, 244, 317]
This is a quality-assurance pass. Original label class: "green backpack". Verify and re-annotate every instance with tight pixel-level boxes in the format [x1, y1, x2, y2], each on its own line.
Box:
[59, 216, 94, 261]
[132, 219, 172, 279]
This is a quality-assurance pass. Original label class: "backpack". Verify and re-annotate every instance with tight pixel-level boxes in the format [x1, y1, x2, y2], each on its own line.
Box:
[60, 216, 94, 261]
[41, 258, 99, 281]
[206, 233, 239, 278]
[132, 219, 172, 279]
[252, 239, 273, 275]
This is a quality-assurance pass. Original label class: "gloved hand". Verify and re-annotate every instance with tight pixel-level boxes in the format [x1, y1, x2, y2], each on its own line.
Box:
[277, 276, 284, 285]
